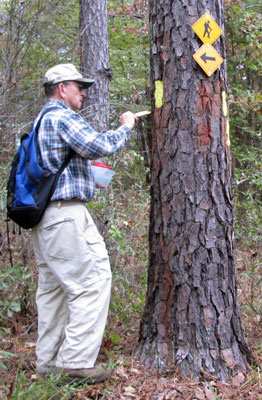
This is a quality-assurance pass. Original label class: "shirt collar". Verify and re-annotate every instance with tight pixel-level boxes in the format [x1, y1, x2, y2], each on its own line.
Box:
[44, 98, 70, 110]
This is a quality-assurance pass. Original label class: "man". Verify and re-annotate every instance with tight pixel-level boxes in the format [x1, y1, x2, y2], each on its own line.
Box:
[31, 63, 137, 384]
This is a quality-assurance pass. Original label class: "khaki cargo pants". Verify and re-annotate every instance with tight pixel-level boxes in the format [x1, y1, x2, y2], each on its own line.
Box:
[31, 200, 112, 372]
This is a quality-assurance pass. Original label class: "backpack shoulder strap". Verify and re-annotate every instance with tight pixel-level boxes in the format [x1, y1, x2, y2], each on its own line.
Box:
[56, 149, 73, 178]
[34, 106, 61, 132]
[35, 106, 74, 177]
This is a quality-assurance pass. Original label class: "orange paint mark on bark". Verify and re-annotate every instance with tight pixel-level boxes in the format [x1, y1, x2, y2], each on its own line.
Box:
[197, 83, 212, 113]
[194, 81, 223, 152]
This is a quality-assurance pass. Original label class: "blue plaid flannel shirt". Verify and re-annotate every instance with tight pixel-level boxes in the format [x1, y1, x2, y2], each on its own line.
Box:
[34, 99, 131, 202]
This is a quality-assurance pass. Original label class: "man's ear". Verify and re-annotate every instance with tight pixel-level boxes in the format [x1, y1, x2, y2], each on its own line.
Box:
[57, 82, 66, 100]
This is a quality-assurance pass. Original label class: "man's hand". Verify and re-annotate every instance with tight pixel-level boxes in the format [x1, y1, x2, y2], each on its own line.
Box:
[119, 111, 137, 130]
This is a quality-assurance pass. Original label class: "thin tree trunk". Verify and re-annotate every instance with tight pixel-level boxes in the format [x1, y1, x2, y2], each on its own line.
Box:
[79, 0, 112, 131]
[137, 0, 254, 382]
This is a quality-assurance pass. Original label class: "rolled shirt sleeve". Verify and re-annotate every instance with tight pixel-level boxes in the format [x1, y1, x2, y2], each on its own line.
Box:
[58, 111, 130, 159]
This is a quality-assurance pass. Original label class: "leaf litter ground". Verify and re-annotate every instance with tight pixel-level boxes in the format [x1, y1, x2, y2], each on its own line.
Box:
[1, 200, 262, 399]
[1, 286, 262, 400]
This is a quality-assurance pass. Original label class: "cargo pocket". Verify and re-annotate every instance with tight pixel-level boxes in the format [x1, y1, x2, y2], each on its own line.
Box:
[38, 264, 60, 290]
[41, 217, 81, 260]
[84, 233, 111, 278]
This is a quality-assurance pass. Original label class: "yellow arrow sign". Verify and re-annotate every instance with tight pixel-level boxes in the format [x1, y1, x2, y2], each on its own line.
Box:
[193, 44, 223, 76]
[192, 11, 223, 45]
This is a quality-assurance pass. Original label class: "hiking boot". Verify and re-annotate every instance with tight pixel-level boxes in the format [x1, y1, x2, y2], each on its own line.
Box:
[40, 364, 114, 384]
[62, 364, 113, 384]
[37, 365, 53, 377]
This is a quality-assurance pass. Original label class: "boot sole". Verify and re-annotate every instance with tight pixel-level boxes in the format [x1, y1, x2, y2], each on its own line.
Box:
[56, 373, 111, 385]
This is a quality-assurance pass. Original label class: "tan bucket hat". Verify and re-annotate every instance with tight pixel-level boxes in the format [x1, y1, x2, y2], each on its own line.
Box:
[43, 64, 94, 88]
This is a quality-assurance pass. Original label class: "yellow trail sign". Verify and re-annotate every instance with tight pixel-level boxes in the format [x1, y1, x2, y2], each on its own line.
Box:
[192, 11, 223, 45]
[193, 44, 224, 76]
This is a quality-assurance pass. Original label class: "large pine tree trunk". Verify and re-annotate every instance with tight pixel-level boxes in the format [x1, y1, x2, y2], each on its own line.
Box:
[79, 0, 112, 131]
[137, 0, 254, 382]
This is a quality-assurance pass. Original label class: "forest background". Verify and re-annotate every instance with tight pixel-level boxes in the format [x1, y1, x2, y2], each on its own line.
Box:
[0, 0, 261, 399]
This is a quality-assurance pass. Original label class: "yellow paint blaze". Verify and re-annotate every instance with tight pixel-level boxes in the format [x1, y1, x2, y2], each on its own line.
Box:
[155, 81, 164, 108]
[222, 91, 228, 117]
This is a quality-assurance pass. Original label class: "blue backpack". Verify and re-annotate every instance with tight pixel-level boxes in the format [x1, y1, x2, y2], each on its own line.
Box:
[7, 107, 73, 229]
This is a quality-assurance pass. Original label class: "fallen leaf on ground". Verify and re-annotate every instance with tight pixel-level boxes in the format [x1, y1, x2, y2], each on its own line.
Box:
[122, 385, 139, 399]
[116, 365, 129, 378]
[194, 388, 206, 400]
[204, 385, 216, 400]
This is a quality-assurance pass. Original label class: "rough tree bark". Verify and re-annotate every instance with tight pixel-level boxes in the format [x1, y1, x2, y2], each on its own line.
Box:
[79, 0, 112, 131]
[136, 0, 254, 382]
